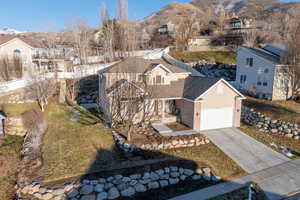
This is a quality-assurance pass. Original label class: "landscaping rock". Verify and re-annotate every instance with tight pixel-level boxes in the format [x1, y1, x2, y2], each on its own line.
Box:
[107, 187, 120, 199]
[81, 194, 96, 200]
[159, 180, 169, 188]
[67, 189, 79, 198]
[94, 184, 104, 193]
[121, 187, 135, 197]
[97, 192, 108, 200]
[183, 169, 194, 176]
[150, 172, 160, 181]
[192, 175, 202, 180]
[80, 185, 94, 195]
[169, 178, 179, 185]
[148, 181, 159, 189]
[135, 184, 147, 193]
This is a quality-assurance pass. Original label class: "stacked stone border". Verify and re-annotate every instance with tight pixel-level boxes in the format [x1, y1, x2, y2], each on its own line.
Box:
[242, 106, 300, 140]
[19, 165, 220, 200]
[112, 131, 210, 153]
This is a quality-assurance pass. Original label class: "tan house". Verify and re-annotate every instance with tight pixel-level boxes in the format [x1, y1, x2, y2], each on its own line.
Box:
[98, 57, 245, 131]
[0, 35, 67, 77]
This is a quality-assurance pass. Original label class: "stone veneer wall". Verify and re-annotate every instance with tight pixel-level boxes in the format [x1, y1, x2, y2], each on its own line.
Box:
[242, 106, 300, 140]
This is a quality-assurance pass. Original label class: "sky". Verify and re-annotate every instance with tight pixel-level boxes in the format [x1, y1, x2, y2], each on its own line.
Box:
[0, 0, 298, 32]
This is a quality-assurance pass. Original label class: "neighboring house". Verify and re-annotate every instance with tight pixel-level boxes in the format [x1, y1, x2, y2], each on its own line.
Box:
[236, 45, 291, 100]
[158, 21, 175, 34]
[98, 57, 245, 131]
[187, 36, 227, 52]
[0, 35, 68, 77]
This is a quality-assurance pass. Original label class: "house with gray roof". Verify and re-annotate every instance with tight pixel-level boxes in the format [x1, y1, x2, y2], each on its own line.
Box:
[236, 45, 291, 100]
[98, 57, 245, 131]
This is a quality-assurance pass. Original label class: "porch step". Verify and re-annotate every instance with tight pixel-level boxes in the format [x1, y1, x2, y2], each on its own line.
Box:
[162, 116, 177, 123]
[152, 124, 173, 134]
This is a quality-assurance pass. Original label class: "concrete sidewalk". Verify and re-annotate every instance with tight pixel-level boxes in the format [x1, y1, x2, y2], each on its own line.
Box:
[170, 159, 300, 200]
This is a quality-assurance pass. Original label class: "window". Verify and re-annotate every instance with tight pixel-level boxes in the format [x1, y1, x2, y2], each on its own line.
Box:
[257, 82, 262, 86]
[13, 49, 21, 57]
[246, 58, 253, 67]
[137, 74, 144, 82]
[263, 82, 268, 86]
[155, 75, 163, 84]
[264, 68, 269, 73]
[240, 75, 247, 84]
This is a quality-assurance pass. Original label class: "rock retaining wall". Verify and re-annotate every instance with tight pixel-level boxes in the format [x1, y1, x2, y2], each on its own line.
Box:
[242, 106, 300, 140]
[113, 131, 210, 153]
[6, 117, 27, 136]
[19, 165, 220, 200]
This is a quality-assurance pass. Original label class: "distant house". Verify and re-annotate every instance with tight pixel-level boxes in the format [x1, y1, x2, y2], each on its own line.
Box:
[235, 45, 291, 100]
[0, 35, 68, 77]
[158, 21, 175, 34]
[98, 57, 245, 131]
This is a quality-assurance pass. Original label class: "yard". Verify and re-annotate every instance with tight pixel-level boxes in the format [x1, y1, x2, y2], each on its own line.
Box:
[244, 97, 300, 124]
[170, 51, 236, 64]
[240, 125, 300, 159]
[0, 135, 23, 200]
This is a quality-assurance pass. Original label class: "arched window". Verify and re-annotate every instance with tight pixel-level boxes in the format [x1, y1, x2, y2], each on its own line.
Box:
[13, 49, 21, 57]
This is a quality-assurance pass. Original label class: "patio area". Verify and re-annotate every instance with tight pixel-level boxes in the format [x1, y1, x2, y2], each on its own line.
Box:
[152, 122, 198, 137]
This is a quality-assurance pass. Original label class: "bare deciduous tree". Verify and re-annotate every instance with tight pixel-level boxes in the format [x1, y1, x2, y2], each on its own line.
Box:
[28, 72, 56, 112]
[283, 21, 300, 99]
[66, 18, 92, 65]
[175, 17, 196, 51]
[117, 0, 128, 20]
[0, 56, 11, 81]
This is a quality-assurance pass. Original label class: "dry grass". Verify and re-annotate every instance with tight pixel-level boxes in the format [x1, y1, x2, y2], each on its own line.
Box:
[0, 103, 39, 117]
[0, 135, 23, 200]
[170, 51, 236, 64]
[163, 143, 246, 180]
[240, 125, 300, 159]
[38, 104, 118, 182]
[244, 97, 300, 124]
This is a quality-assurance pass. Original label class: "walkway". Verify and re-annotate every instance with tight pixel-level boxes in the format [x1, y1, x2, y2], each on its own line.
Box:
[203, 128, 290, 173]
[152, 123, 198, 137]
[170, 128, 300, 200]
[170, 159, 300, 200]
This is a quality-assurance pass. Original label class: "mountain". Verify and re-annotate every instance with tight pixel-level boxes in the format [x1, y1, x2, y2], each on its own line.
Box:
[0, 28, 27, 35]
[138, 0, 300, 33]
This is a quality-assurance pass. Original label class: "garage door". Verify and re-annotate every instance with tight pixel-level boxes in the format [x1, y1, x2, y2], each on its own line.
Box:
[200, 107, 234, 131]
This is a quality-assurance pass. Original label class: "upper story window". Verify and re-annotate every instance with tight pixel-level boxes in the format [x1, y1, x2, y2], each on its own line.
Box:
[240, 75, 247, 84]
[152, 75, 164, 85]
[13, 49, 21, 57]
[246, 58, 253, 67]
[264, 68, 269, 73]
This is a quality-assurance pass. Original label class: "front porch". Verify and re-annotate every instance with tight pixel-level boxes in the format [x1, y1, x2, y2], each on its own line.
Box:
[152, 122, 198, 137]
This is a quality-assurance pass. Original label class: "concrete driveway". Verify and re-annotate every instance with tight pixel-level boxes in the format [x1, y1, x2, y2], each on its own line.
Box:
[203, 128, 290, 174]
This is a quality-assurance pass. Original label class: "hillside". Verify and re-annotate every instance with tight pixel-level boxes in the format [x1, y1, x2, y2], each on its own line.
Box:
[138, 0, 300, 34]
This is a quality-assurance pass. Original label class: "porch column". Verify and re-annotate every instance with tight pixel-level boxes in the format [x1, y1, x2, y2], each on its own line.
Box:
[193, 100, 202, 131]
[162, 100, 165, 122]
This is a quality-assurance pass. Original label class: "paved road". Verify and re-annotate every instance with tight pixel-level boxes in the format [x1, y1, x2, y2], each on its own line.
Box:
[203, 128, 290, 173]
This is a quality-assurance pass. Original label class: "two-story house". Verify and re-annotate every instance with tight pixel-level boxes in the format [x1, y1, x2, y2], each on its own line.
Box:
[236, 45, 291, 100]
[98, 57, 245, 131]
[0, 35, 68, 77]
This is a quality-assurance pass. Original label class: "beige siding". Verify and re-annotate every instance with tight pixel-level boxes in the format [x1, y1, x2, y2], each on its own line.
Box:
[201, 82, 238, 109]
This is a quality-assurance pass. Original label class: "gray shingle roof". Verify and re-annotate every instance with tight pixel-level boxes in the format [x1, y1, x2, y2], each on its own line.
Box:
[104, 57, 189, 74]
[241, 46, 282, 64]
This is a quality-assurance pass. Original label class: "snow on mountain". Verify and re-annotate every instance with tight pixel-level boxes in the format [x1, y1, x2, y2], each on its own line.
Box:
[0, 28, 27, 35]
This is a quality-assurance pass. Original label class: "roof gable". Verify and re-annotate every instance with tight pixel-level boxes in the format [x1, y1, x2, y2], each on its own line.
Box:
[195, 79, 245, 101]
[0, 34, 43, 48]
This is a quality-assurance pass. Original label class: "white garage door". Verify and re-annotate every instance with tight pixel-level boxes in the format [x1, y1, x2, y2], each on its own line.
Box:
[200, 107, 234, 131]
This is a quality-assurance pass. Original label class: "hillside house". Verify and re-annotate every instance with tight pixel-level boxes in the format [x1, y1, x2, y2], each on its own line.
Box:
[235, 45, 291, 100]
[98, 57, 245, 131]
[0, 35, 68, 77]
